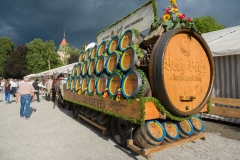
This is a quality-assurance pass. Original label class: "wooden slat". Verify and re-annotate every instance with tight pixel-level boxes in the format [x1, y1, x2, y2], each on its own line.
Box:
[143, 133, 206, 155]
[210, 106, 240, 119]
[127, 139, 150, 159]
[78, 114, 108, 131]
[210, 97, 240, 106]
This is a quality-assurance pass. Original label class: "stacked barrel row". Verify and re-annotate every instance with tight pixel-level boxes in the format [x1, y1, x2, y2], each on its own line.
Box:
[65, 29, 150, 99]
[133, 115, 205, 149]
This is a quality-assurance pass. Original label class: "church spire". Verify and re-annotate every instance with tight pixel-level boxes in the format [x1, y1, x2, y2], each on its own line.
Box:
[60, 29, 67, 46]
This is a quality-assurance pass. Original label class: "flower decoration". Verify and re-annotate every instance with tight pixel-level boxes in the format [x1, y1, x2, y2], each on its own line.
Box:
[159, 0, 200, 34]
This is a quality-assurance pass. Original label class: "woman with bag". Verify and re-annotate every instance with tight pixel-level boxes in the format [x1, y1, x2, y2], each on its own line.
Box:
[4, 79, 12, 104]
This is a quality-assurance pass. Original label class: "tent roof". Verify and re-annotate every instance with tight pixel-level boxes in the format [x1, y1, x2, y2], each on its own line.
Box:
[202, 25, 240, 57]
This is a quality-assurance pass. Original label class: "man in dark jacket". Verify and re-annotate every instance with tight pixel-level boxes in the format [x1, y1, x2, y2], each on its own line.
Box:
[32, 79, 40, 102]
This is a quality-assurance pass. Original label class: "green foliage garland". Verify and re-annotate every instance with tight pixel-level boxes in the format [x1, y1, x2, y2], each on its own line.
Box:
[131, 44, 144, 58]
[207, 99, 212, 113]
[131, 28, 140, 39]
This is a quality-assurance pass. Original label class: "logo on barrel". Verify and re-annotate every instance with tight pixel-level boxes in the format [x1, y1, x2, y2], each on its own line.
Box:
[181, 36, 191, 56]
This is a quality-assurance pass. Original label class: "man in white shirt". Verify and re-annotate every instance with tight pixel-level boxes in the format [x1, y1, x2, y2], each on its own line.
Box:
[11, 79, 18, 97]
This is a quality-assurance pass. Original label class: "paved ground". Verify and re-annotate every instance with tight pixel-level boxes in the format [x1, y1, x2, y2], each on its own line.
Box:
[0, 93, 240, 160]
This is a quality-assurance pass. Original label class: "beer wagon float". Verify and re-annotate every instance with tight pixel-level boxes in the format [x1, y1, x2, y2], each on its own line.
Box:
[61, 0, 214, 159]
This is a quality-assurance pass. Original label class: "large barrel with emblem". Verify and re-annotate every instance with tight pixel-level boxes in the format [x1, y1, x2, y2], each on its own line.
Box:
[149, 29, 215, 116]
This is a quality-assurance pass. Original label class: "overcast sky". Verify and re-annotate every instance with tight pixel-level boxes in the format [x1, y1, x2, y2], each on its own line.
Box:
[0, 0, 240, 49]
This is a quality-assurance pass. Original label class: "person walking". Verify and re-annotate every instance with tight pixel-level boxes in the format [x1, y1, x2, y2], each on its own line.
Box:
[4, 79, 12, 104]
[11, 79, 18, 97]
[32, 79, 40, 102]
[16, 77, 35, 120]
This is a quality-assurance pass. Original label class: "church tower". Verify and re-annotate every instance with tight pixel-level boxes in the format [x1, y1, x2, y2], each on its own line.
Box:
[58, 30, 69, 64]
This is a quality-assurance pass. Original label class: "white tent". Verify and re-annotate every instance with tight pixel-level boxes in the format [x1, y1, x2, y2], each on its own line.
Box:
[202, 25, 240, 57]
[200, 25, 240, 124]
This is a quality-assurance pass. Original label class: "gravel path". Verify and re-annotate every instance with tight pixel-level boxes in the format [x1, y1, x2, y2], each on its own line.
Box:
[0, 94, 240, 160]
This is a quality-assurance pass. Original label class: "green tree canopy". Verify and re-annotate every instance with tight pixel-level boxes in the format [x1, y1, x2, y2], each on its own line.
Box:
[26, 38, 63, 73]
[0, 37, 14, 76]
[67, 47, 80, 64]
[193, 16, 225, 34]
[4, 45, 30, 78]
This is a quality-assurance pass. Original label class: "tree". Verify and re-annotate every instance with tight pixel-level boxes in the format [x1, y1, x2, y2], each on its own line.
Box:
[67, 47, 80, 64]
[193, 16, 225, 34]
[26, 38, 63, 73]
[0, 37, 14, 76]
[3, 45, 30, 78]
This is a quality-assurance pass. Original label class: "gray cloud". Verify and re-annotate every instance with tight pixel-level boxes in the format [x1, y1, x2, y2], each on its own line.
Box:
[0, 0, 239, 49]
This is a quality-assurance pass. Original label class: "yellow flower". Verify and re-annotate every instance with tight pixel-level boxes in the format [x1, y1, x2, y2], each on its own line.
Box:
[170, 0, 177, 6]
[176, 13, 182, 17]
[171, 8, 178, 12]
[163, 14, 171, 21]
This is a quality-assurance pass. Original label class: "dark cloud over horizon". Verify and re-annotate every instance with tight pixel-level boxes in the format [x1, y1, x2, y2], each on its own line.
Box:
[0, 0, 240, 49]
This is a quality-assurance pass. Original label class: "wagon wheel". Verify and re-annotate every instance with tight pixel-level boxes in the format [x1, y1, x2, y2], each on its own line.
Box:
[57, 95, 65, 108]
[111, 117, 132, 147]
[71, 103, 78, 119]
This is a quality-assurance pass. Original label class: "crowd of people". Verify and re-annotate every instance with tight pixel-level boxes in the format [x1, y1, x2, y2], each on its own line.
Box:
[0, 78, 45, 104]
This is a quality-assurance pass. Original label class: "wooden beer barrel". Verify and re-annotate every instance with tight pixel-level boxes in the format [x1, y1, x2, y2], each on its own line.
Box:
[96, 41, 107, 57]
[90, 110, 99, 121]
[97, 112, 110, 125]
[108, 71, 123, 97]
[190, 115, 205, 133]
[76, 63, 82, 76]
[88, 59, 96, 76]
[95, 55, 106, 75]
[121, 70, 141, 98]
[65, 78, 71, 91]
[70, 76, 76, 92]
[84, 48, 91, 62]
[106, 52, 120, 74]
[119, 29, 142, 51]
[96, 74, 108, 95]
[78, 50, 84, 63]
[149, 29, 215, 116]
[90, 44, 98, 60]
[162, 121, 180, 142]
[177, 119, 194, 138]
[84, 108, 92, 118]
[71, 64, 77, 76]
[81, 76, 88, 93]
[74, 76, 82, 92]
[133, 120, 165, 149]
[87, 75, 97, 94]
[107, 36, 120, 54]
[80, 107, 86, 115]
[81, 61, 88, 77]
[119, 46, 138, 72]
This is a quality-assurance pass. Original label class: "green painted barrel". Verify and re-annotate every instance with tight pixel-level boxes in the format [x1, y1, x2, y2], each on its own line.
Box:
[81, 76, 88, 93]
[70, 76, 76, 92]
[65, 78, 71, 91]
[78, 50, 85, 63]
[87, 75, 97, 94]
[76, 63, 82, 76]
[96, 41, 107, 57]
[107, 36, 120, 54]
[106, 52, 120, 74]
[81, 61, 89, 77]
[96, 74, 108, 95]
[108, 71, 123, 97]
[121, 70, 142, 98]
[74, 76, 83, 92]
[95, 55, 106, 75]
[119, 29, 141, 51]
[84, 48, 91, 62]
[90, 45, 98, 60]
[119, 46, 138, 72]
[88, 59, 96, 76]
